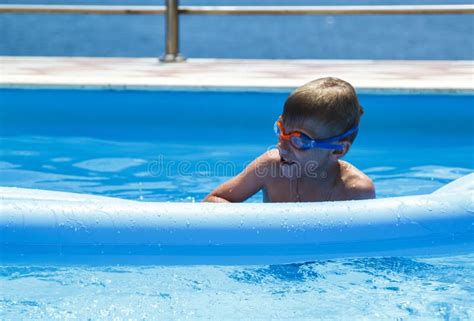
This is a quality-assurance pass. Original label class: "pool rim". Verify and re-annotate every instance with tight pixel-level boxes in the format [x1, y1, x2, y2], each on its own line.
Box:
[1, 84, 473, 95]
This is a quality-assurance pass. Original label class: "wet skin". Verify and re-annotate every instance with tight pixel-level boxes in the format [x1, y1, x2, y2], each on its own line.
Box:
[204, 118, 375, 203]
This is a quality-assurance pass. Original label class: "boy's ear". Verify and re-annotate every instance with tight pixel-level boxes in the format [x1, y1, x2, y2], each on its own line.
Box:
[330, 141, 351, 161]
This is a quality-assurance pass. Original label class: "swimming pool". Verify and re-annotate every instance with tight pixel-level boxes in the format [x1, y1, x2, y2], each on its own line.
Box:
[1, 88, 473, 319]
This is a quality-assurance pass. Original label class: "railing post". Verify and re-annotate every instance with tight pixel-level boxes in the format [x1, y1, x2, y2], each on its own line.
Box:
[160, 0, 185, 62]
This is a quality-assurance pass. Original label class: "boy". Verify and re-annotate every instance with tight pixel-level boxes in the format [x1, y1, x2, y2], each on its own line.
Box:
[204, 77, 375, 203]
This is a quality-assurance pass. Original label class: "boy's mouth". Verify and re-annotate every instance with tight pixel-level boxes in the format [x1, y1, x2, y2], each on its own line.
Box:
[280, 155, 296, 165]
[279, 155, 300, 179]
[278, 148, 297, 165]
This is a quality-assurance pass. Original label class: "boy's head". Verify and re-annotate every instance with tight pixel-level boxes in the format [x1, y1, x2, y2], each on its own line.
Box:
[282, 77, 363, 144]
[277, 77, 364, 171]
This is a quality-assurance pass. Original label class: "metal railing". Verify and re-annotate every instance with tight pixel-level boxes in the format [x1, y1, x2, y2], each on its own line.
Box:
[1, 2, 473, 62]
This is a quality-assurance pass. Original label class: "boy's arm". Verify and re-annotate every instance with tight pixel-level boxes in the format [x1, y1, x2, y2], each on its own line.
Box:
[203, 155, 268, 203]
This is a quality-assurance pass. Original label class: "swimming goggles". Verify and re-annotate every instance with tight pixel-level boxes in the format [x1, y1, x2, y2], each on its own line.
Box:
[274, 118, 358, 151]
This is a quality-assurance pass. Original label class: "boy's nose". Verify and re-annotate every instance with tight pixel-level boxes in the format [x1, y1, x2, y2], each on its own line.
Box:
[278, 137, 290, 150]
[277, 140, 291, 156]
[277, 139, 285, 150]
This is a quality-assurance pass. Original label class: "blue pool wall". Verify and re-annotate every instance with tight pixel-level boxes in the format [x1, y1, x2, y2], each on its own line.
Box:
[1, 88, 473, 145]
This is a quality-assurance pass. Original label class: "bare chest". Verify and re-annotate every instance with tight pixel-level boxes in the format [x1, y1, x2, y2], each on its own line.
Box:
[263, 177, 346, 203]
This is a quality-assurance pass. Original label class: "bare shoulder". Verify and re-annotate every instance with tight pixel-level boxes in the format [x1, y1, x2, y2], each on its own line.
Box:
[258, 149, 280, 163]
[339, 161, 376, 200]
[248, 149, 281, 182]
[251, 149, 280, 169]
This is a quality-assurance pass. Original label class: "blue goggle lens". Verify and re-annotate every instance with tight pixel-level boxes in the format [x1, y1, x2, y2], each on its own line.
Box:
[290, 135, 312, 150]
[273, 121, 280, 136]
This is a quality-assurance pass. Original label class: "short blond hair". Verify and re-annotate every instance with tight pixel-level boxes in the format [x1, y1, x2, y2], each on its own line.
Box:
[282, 77, 363, 142]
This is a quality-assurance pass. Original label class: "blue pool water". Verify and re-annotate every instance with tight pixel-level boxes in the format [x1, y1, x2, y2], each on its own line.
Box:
[1, 89, 473, 201]
[1, 255, 474, 320]
[0, 89, 473, 319]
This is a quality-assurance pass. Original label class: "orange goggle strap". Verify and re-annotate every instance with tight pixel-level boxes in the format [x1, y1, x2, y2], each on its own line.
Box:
[276, 120, 301, 139]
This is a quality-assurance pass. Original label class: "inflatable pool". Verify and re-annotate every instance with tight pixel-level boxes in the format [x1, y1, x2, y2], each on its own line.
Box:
[1, 173, 473, 265]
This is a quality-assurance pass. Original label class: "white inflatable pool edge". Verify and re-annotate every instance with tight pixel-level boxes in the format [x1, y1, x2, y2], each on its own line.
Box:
[1, 173, 473, 265]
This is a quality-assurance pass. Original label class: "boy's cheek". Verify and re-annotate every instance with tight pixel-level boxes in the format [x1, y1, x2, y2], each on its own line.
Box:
[298, 150, 329, 167]
[296, 149, 321, 160]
